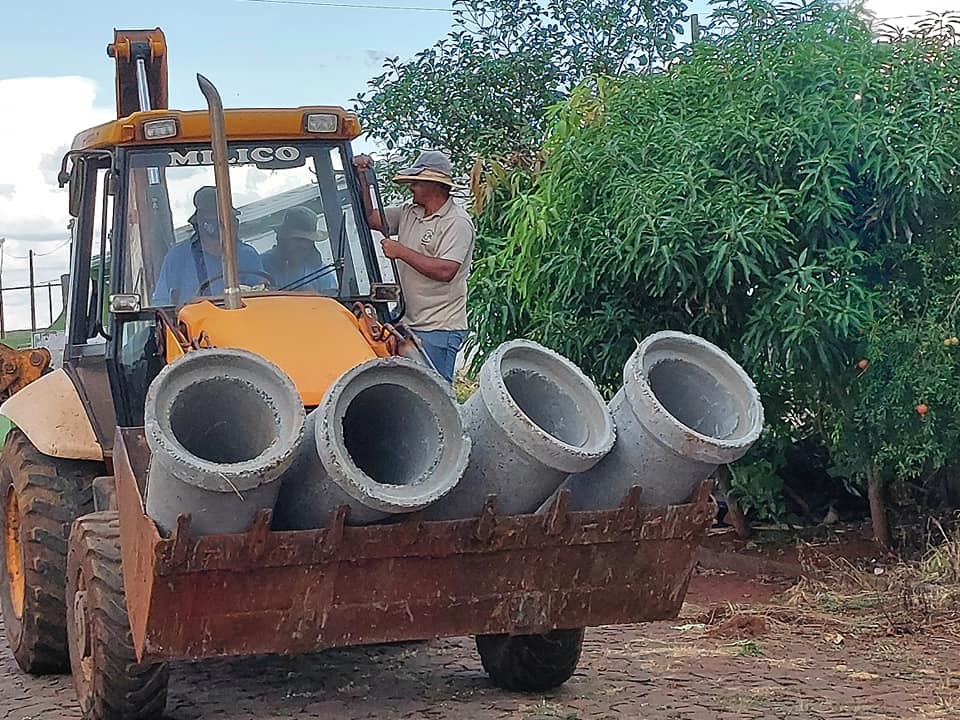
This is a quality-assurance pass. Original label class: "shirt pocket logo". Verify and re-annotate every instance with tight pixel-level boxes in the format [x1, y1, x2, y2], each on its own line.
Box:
[420, 228, 435, 246]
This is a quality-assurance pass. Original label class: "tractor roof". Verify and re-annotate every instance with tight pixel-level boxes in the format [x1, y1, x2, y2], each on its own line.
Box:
[70, 106, 361, 151]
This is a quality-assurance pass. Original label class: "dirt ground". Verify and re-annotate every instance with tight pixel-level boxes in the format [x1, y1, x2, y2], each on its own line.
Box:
[3, 567, 958, 720]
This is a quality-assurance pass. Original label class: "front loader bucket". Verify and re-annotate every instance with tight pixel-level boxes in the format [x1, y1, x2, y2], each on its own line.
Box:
[113, 427, 714, 663]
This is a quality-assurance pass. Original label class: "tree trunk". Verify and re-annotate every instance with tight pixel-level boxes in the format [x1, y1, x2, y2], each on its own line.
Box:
[716, 465, 751, 539]
[867, 465, 891, 548]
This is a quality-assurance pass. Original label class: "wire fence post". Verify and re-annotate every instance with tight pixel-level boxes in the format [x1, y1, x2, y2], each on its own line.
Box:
[28, 249, 36, 335]
[0, 271, 5, 340]
[691, 13, 700, 43]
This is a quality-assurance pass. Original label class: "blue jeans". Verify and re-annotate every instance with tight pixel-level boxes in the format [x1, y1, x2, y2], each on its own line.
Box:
[416, 330, 466, 384]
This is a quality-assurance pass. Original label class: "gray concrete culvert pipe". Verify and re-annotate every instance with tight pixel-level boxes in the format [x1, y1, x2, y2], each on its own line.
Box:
[426, 339, 616, 520]
[550, 330, 764, 512]
[144, 348, 306, 536]
[273, 356, 471, 528]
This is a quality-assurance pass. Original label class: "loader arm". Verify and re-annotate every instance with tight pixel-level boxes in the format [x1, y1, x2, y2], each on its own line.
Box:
[0, 344, 51, 404]
[107, 29, 168, 118]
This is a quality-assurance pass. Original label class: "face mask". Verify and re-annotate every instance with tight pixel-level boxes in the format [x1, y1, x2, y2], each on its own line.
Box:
[201, 220, 219, 236]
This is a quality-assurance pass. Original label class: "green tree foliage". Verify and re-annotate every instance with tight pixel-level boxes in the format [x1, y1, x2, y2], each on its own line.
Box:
[353, 0, 690, 168]
[468, 0, 960, 532]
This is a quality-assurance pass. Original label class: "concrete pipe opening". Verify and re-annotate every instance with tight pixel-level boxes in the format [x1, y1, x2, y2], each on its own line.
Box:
[427, 340, 614, 520]
[341, 383, 442, 487]
[168, 378, 276, 464]
[144, 349, 305, 536]
[502, 367, 588, 448]
[486, 341, 614, 470]
[631, 332, 763, 463]
[275, 357, 471, 528]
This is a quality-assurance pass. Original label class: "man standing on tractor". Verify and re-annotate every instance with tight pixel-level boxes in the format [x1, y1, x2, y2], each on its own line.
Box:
[152, 186, 266, 305]
[354, 150, 475, 384]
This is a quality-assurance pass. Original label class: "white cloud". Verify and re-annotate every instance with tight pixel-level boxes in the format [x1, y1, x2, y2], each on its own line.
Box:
[0, 76, 112, 331]
[863, 0, 960, 24]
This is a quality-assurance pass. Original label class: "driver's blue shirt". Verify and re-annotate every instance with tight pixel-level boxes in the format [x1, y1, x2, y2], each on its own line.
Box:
[152, 236, 265, 306]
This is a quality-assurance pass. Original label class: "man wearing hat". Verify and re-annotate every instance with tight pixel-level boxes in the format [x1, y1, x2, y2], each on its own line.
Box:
[152, 185, 266, 305]
[354, 150, 475, 384]
[261, 206, 337, 292]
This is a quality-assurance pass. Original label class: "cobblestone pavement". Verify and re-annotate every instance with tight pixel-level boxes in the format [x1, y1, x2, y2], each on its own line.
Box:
[4, 599, 959, 720]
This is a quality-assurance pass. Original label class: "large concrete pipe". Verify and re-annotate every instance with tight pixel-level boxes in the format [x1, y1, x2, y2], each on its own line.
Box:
[552, 331, 764, 511]
[426, 339, 615, 520]
[274, 357, 471, 528]
[144, 349, 305, 536]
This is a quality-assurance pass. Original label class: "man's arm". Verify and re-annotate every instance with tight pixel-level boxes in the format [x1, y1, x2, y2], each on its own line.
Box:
[384, 214, 473, 283]
[353, 154, 385, 234]
[382, 239, 461, 283]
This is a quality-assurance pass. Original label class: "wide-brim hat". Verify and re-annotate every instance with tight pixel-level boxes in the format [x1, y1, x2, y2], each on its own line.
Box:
[271, 224, 321, 243]
[272, 205, 322, 243]
[393, 150, 464, 189]
[188, 185, 240, 225]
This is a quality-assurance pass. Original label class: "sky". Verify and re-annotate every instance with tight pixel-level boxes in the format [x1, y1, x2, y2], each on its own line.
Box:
[0, 0, 955, 332]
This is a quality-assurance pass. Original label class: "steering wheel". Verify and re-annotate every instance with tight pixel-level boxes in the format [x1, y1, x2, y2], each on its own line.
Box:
[196, 270, 276, 296]
[281, 264, 339, 291]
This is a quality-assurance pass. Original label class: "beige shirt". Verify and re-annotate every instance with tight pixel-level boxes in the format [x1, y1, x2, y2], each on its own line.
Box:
[384, 199, 475, 331]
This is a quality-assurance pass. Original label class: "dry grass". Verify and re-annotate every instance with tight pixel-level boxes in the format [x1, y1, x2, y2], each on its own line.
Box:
[688, 526, 960, 641]
[780, 523, 960, 636]
[452, 373, 478, 403]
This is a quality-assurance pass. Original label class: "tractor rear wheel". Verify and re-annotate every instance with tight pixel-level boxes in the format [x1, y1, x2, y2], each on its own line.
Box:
[67, 511, 168, 720]
[0, 429, 100, 674]
[476, 627, 585, 692]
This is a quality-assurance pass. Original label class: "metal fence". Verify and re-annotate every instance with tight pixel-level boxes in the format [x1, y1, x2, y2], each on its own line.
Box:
[0, 249, 68, 344]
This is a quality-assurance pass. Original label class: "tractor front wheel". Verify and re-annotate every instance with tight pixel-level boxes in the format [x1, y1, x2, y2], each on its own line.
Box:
[476, 628, 585, 692]
[67, 511, 168, 720]
[0, 429, 100, 674]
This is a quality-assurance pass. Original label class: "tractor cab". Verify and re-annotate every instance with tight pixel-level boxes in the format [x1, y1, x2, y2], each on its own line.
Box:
[56, 29, 405, 446]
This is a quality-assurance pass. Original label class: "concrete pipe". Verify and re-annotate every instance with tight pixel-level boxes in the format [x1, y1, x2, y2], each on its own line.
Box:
[552, 331, 764, 511]
[144, 349, 305, 536]
[274, 357, 471, 528]
[426, 339, 615, 520]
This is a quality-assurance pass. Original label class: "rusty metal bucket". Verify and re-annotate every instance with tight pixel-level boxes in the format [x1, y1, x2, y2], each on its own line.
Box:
[113, 427, 714, 663]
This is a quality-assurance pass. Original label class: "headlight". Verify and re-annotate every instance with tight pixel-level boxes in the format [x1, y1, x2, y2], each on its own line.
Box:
[143, 118, 178, 140]
[305, 113, 339, 133]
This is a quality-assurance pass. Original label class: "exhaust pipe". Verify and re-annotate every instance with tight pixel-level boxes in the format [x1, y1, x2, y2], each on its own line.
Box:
[274, 357, 471, 528]
[426, 339, 615, 520]
[197, 73, 242, 309]
[551, 331, 764, 511]
[144, 349, 305, 536]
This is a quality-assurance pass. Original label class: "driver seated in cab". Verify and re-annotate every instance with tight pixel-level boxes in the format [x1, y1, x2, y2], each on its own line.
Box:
[261, 206, 338, 292]
[152, 186, 266, 306]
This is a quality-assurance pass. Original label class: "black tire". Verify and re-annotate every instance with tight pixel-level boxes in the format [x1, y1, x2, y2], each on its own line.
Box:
[67, 511, 169, 720]
[476, 628, 585, 692]
[0, 429, 101, 674]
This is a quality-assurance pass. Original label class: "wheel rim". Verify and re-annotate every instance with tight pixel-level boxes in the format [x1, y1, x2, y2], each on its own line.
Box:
[4, 486, 24, 620]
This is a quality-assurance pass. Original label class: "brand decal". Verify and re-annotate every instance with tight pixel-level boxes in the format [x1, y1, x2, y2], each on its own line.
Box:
[167, 146, 302, 167]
